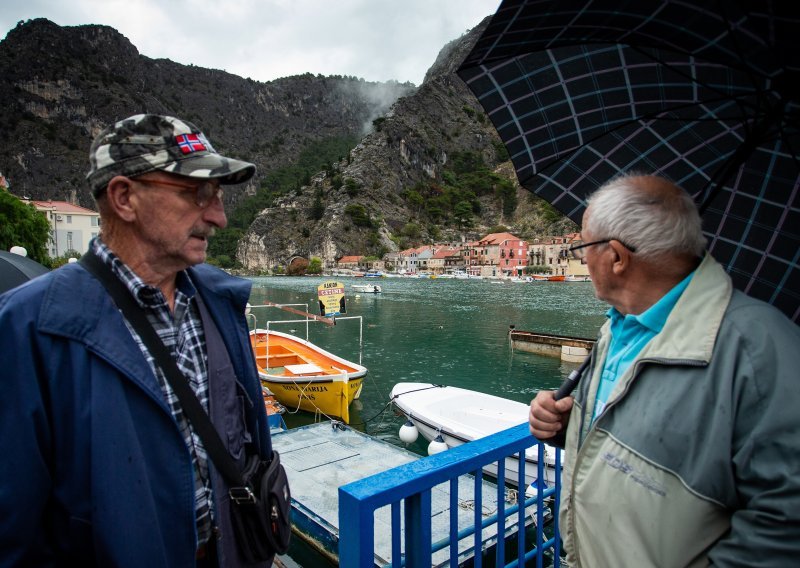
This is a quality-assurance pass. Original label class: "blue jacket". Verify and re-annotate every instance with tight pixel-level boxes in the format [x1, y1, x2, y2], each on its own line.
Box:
[0, 262, 271, 567]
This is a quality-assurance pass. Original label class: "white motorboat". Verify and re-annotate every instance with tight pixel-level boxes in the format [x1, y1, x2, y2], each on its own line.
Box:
[390, 382, 561, 487]
[352, 283, 382, 294]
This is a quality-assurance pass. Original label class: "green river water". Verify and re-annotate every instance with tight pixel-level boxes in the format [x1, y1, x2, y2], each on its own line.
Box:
[247, 275, 608, 453]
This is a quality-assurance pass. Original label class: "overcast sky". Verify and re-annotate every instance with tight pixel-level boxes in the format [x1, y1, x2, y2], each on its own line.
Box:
[1, 0, 501, 85]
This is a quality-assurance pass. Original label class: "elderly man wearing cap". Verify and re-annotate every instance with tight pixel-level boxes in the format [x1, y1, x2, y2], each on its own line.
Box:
[0, 115, 274, 567]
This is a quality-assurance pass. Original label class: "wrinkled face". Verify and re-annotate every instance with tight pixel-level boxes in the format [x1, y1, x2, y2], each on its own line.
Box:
[130, 173, 227, 271]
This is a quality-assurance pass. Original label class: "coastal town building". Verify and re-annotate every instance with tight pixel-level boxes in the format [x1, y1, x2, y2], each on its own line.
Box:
[337, 230, 589, 279]
[415, 246, 436, 274]
[468, 232, 528, 278]
[428, 246, 462, 275]
[527, 234, 583, 276]
[336, 255, 364, 271]
[26, 200, 100, 258]
[396, 246, 427, 274]
[382, 252, 402, 273]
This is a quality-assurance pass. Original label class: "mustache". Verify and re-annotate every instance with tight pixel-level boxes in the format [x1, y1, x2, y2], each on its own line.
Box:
[191, 227, 216, 239]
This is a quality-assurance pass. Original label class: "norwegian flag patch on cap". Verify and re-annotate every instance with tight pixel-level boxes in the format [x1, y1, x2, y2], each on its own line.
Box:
[176, 133, 212, 154]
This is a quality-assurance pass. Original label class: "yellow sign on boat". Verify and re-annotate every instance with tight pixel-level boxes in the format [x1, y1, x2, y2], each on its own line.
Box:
[317, 281, 346, 316]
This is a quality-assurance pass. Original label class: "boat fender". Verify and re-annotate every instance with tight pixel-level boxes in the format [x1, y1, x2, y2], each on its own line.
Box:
[399, 419, 419, 443]
[427, 433, 448, 455]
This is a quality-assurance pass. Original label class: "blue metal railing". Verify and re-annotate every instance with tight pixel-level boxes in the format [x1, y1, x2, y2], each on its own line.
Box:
[339, 423, 561, 567]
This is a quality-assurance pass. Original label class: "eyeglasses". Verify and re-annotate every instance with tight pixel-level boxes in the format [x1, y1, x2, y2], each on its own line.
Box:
[569, 239, 637, 260]
[134, 177, 223, 208]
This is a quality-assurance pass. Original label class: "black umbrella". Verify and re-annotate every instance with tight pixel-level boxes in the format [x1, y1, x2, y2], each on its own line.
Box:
[0, 250, 50, 294]
[458, 0, 800, 323]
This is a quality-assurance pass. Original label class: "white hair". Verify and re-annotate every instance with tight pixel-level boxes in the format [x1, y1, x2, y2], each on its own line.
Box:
[584, 173, 707, 261]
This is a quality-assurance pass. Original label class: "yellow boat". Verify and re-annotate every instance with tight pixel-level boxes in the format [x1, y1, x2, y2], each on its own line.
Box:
[249, 329, 367, 423]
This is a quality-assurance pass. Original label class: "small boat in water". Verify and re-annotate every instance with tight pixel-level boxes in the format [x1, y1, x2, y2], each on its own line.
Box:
[352, 283, 382, 294]
[250, 329, 367, 423]
[390, 382, 561, 487]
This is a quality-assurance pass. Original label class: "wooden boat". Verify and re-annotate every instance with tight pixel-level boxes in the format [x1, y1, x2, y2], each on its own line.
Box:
[352, 283, 382, 294]
[250, 329, 367, 423]
[547, 275, 566, 282]
[390, 382, 561, 487]
[262, 386, 288, 432]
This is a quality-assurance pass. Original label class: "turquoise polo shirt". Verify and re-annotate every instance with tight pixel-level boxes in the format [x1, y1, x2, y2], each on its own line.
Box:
[592, 271, 695, 421]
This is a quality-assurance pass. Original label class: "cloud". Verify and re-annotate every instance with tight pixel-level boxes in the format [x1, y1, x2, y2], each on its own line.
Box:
[1, 0, 500, 85]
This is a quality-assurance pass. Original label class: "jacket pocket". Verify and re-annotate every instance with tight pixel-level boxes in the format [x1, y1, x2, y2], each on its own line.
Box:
[212, 364, 252, 461]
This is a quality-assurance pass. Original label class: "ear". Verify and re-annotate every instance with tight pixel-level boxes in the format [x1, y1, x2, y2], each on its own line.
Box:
[609, 240, 632, 276]
[105, 176, 137, 222]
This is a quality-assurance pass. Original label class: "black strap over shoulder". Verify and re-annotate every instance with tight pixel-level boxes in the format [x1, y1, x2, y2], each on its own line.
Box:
[79, 251, 245, 487]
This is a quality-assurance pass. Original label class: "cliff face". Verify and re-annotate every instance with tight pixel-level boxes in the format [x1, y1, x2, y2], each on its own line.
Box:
[1, 17, 576, 269]
[0, 18, 413, 209]
[237, 19, 576, 270]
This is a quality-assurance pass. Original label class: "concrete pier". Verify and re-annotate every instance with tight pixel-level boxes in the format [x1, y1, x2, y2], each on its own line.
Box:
[508, 328, 595, 362]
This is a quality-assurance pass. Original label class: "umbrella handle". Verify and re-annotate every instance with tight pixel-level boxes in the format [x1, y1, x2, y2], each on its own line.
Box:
[554, 352, 592, 401]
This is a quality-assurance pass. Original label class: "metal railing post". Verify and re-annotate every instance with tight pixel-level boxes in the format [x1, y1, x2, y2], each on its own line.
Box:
[404, 490, 432, 567]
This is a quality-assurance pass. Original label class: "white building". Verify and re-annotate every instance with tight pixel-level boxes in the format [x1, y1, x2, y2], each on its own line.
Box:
[29, 200, 100, 258]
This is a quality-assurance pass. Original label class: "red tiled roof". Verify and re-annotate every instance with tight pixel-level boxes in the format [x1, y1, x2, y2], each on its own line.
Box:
[478, 232, 520, 245]
[432, 247, 459, 259]
[30, 200, 98, 214]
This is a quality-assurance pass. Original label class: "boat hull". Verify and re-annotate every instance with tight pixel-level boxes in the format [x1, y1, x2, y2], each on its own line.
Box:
[250, 329, 367, 423]
[390, 382, 560, 487]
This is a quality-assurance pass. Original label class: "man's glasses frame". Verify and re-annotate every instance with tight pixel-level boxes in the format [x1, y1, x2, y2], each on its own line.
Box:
[134, 176, 223, 208]
[568, 239, 637, 260]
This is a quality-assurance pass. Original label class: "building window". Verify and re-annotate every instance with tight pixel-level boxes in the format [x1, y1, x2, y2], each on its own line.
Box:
[66, 215, 72, 224]
[66, 232, 73, 251]
[91, 217, 99, 227]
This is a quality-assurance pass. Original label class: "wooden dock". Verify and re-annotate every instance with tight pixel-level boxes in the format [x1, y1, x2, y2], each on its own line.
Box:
[271, 422, 541, 567]
[508, 328, 594, 362]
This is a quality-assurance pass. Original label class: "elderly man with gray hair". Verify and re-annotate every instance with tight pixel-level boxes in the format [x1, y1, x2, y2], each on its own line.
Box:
[529, 173, 800, 567]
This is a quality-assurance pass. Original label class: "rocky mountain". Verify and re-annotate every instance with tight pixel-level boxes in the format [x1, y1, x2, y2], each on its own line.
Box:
[237, 20, 577, 270]
[0, 18, 413, 208]
[0, 17, 576, 270]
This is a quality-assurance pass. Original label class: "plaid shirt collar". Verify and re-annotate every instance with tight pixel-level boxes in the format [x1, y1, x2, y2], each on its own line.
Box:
[90, 237, 197, 306]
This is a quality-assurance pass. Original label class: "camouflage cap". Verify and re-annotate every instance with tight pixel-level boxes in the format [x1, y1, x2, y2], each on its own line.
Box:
[86, 114, 256, 196]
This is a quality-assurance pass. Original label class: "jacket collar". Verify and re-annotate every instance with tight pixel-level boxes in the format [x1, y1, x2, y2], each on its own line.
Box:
[35, 262, 252, 404]
[620, 253, 732, 364]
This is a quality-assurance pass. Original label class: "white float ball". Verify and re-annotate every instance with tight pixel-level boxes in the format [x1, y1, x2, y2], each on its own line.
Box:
[398, 420, 419, 443]
[427, 434, 448, 455]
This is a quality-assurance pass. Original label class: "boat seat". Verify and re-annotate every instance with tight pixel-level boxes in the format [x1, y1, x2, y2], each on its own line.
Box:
[285, 363, 324, 376]
[268, 354, 305, 366]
